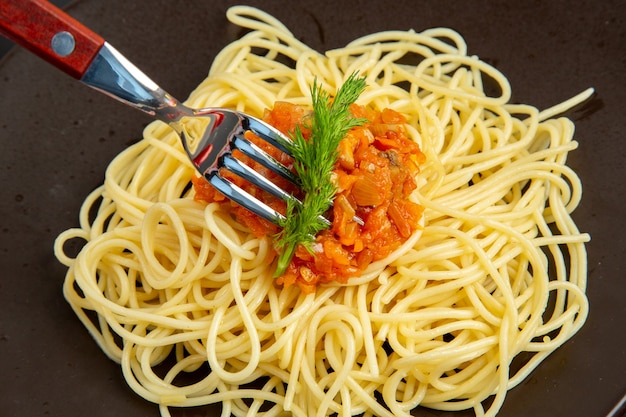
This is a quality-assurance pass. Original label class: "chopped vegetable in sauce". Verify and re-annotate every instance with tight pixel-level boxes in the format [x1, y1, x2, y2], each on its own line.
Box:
[192, 100, 425, 293]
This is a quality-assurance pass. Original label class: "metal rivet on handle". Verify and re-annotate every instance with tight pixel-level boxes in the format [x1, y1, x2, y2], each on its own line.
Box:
[51, 31, 75, 57]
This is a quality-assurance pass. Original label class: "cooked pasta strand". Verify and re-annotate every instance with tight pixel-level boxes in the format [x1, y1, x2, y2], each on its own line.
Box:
[54, 6, 589, 417]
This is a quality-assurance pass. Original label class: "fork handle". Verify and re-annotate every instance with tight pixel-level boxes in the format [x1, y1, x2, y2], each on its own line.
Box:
[1, 0, 192, 121]
[0, 0, 104, 79]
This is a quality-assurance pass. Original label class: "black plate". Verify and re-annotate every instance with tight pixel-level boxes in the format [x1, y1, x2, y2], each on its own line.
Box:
[1, 1, 624, 416]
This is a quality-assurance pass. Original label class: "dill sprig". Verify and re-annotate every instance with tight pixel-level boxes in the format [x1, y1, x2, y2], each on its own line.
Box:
[274, 73, 367, 277]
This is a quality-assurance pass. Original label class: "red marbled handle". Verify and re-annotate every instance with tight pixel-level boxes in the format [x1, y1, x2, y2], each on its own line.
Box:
[0, 0, 105, 78]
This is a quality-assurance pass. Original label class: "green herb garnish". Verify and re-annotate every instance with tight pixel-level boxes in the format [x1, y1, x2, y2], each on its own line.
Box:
[274, 72, 367, 277]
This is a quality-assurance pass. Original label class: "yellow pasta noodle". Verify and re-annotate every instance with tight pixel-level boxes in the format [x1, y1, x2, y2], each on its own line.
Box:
[54, 5, 590, 417]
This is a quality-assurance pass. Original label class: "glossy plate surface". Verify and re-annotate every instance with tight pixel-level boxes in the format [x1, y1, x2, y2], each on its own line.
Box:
[1, 1, 624, 416]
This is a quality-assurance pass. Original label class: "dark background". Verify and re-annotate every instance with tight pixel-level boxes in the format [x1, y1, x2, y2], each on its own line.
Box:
[1, 1, 624, 417]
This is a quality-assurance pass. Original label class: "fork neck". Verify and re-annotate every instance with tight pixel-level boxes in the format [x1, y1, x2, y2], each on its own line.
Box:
[80, 42, 194, 122]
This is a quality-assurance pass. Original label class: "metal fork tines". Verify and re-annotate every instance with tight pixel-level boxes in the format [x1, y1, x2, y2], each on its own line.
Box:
[182, 109, 307, 226]
[0, 1, 308, 228]
[201, 113, 364, 228]
[186, 109, 364, 226]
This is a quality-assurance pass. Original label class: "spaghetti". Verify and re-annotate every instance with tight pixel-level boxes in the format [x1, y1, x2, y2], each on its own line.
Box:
[54, 5, 590, 417]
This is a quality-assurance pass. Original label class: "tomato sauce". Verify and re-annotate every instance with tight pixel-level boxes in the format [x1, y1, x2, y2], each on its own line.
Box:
[193, 102, 425, 293]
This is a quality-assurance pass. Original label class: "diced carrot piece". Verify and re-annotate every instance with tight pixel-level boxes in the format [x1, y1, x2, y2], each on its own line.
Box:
[337, 132, 359, 171]
[322, 239, 351, 266]
[191, 175, 217, 202]
[352, 173, 385, 207]
[374, 134, 400, 150]
[356, 248, 375, 270]
[333, 170, 358, 192]
[388, 200, 412, 238]
[264, 101, 310, 137]
[381, 108, 406, 124]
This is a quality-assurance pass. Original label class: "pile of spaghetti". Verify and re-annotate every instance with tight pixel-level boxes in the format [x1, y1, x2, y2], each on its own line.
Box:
[55, 6, 590, 417]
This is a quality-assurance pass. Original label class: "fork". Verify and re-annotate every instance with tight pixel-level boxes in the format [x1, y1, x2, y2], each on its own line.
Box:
[0, 0, 301, 225]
